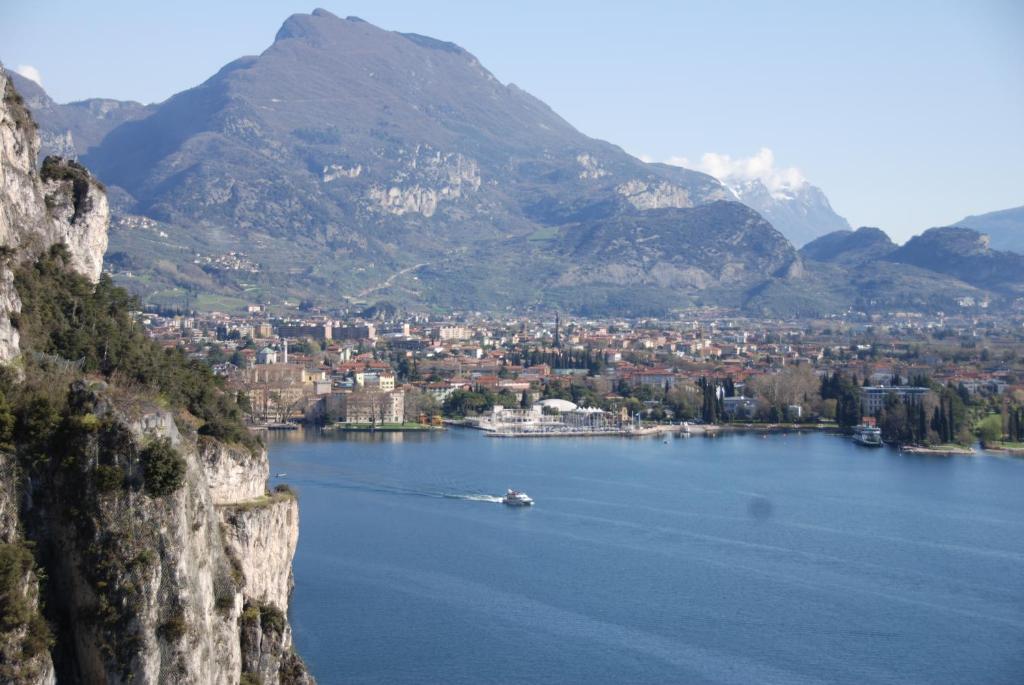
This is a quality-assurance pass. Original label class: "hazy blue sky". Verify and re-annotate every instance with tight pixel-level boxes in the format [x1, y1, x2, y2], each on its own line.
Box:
[2, 1, 1022, 241]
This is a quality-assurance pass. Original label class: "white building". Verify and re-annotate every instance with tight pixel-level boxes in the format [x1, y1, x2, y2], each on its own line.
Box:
[860, 386, 931, 415]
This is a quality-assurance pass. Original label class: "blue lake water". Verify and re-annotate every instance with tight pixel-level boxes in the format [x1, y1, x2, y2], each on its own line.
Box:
[269, 429, 1024, 684]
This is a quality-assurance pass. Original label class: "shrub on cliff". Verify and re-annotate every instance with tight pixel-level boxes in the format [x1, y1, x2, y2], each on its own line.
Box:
[140, 438, 185, 496]
[0, 543, 52, 668]
[13, 244, 259, 452]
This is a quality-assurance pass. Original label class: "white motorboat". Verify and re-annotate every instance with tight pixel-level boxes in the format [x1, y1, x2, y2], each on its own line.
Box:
[502, 489, 534, 506]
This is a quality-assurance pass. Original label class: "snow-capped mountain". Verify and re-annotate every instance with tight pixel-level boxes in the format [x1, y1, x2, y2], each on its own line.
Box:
[674, 149, 851, 247]
[725, 178, 851, 248]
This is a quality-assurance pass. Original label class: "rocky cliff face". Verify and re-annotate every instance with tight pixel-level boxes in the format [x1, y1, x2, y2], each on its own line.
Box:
[0, 71, 312, 684]
[1, 70, 109, 361]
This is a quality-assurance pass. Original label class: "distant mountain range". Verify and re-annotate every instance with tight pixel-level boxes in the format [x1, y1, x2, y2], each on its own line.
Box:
[721, 177, 851, 247]
[8, 71, 151, 159]
[793, 225, 1024, 312]
[953, 206, 1024, 254]
[4, 9, 1023, 316]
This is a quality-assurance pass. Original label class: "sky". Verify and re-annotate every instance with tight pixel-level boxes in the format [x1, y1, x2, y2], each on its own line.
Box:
[1, 0, 1022, 242]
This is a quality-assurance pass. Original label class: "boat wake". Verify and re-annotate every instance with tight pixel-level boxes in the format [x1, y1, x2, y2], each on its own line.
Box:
[301, 474, 506, 504]
[444, 494, 505, 503]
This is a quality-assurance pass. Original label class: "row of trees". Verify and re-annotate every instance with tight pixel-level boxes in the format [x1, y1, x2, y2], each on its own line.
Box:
[819, 372, 863, 428]
[1009, 407, 1024, 443]
[696, 377, 723, 423]
[505, 347, 609, 375]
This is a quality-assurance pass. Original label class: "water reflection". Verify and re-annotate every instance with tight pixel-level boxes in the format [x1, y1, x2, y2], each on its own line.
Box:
[265, 426, 446, 445]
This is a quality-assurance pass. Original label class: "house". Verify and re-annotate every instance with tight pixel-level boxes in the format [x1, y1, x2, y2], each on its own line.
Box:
[723, 397, 759, 419]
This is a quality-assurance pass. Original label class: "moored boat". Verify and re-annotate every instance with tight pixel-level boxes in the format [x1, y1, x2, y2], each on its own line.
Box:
[852, 423, 883, 447]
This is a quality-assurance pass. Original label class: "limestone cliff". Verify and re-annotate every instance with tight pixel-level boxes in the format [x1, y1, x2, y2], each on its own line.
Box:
[0, 69, 312, 684]
[1, 70, 108, 362]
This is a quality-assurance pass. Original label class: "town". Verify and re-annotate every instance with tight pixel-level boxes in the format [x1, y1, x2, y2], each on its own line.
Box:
[139, 302, 1024, 452]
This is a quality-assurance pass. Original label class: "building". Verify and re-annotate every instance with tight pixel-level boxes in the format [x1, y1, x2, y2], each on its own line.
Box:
[433, 325, 471, 341]
[240, 364, 327, 422]
[333, 324, 376, 341]
[256, 347, 278, 365]
[722, 397, 759, 419]
[355, 371, 396, 391]
[860, 386, 931, 415]
[322, 390, 405, 424]
[481, 401, 628, 434]
[277, 323, 332, 341]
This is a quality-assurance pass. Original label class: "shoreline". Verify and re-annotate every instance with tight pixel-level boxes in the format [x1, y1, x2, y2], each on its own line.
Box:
[471, 421, 841, 439]
[979, 444, 1024, 456]
[900, 444, 976, 456]
[323, 423, 445, 433]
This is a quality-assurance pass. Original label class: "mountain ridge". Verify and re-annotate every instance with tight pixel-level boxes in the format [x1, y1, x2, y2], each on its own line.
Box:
[71, 10, 794, 314]
[725, 177, 851, 247]
[6, 12, 1023, 316]
[953, 205, 1024, 254]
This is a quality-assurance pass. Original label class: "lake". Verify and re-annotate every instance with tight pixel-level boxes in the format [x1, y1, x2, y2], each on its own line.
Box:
[268, 429, 1024, 684]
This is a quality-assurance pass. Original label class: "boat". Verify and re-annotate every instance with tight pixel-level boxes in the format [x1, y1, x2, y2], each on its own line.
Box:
[502, 489, 534, 506]
[852, 423, 883, 447]
[275, 472, 287, 478]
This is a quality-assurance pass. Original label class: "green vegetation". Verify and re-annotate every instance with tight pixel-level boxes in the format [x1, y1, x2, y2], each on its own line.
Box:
[442, 388, 520, 417]
[221, 488, 296, 515]
[696, 377, 723, 424]
[258, 603, 286, 634]
[94, 464, 126, 493]
[977, 414, 1003, 445]
[140, 438, 186, 497]
[820, 373, 863, 429]
[0, 543, 52, 674]
[0, 245, 265, 678]
[13, 244, 258, 452]
[976, 406, 1024, 447]
[156, 608, 187, 642]
[2, 77, 35, 134]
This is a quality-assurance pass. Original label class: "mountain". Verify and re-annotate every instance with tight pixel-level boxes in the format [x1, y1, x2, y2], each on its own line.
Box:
[1, 69, 312, 685]
[888, 226, 1024, 296]
[953, 205, 1024, 254]
[7, 70, 152, 159]
[800, 226, 895, 264]
[793, 227, 992, 313]
[9, 11, 1021, 317]
[54, 9, 807, 315]
[723, 177, 851, 247]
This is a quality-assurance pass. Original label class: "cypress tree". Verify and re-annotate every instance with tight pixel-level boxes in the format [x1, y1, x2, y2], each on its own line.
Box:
[918, 403, 927, 444]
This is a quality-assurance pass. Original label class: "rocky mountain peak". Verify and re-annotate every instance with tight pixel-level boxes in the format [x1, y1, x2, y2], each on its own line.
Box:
[725, 176, 850, 247]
